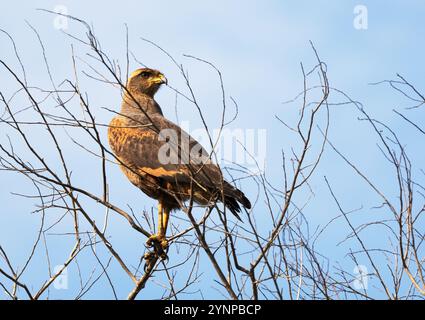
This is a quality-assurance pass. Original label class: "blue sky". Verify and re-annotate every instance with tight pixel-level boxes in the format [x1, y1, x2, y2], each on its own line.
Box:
[1, 1, 424, 299]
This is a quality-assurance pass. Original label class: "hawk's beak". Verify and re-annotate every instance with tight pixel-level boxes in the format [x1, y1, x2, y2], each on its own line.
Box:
[154, 74, 168, 85]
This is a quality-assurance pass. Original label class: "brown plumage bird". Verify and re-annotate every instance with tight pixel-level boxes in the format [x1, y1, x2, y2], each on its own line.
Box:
[108, 68, 251, 257]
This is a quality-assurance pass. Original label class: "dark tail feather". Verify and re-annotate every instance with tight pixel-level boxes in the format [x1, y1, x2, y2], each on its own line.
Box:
[223, 183, 251, 220]
[235, 189, 252, 210]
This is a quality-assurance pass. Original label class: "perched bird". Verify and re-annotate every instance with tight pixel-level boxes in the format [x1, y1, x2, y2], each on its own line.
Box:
[108, 68, 251, 258]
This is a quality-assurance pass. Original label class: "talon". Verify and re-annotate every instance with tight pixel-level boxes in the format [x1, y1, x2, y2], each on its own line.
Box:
[145, 234, 159, 248]
[144, 234, 169, 260]
[145, 236, 154, 247]
[160, 239, 169, 250]
[159, 241, 169, 260]
[146, 234, 168, 248]
[143, 252, 155, 272]
[143, 251, 153, 260]
[160, 251, 168, 260]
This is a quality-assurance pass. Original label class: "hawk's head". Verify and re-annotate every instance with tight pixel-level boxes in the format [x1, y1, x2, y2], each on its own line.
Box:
[126, 68, 167, 97]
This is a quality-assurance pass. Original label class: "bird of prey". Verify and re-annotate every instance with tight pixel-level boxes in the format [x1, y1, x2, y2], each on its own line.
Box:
[108, 68, 251, 258]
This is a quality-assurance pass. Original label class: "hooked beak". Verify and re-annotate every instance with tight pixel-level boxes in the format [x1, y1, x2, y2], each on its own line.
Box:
[154, 73, 168, 85]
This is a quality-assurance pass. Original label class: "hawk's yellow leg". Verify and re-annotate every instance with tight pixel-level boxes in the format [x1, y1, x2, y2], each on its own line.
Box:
[145, 201, 170, 259]
[162, 207, 170, 235]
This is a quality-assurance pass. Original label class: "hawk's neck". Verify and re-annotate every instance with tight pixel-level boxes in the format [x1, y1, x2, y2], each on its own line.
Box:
[121, 93, 163, 116]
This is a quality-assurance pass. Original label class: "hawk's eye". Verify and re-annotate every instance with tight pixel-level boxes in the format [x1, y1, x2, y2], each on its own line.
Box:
[140, 71, 150, 78]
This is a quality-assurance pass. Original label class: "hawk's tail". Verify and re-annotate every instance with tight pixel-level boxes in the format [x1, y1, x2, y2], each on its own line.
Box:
[223, 183, 251, 221]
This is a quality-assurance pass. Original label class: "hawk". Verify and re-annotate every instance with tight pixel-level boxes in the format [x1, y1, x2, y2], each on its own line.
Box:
[108, 68, 251, 258]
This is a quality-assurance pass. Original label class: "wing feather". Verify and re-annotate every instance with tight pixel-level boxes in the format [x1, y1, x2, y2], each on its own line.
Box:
[108, 114, 221, 187]
[108, 112, 251, 215]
